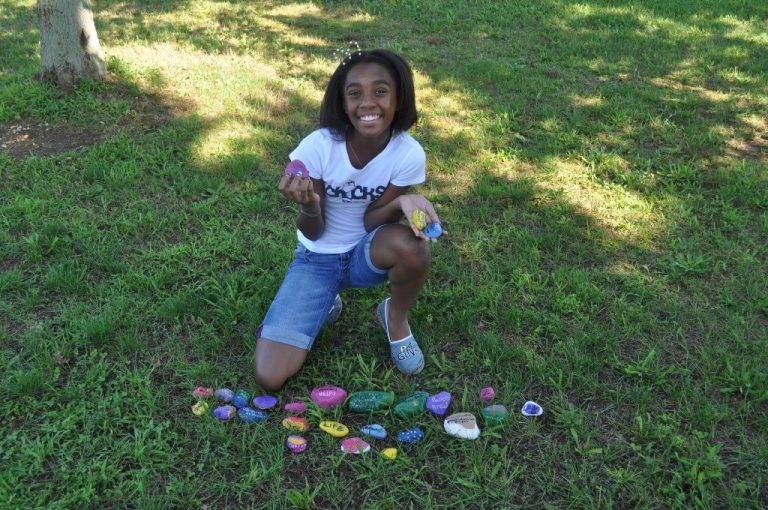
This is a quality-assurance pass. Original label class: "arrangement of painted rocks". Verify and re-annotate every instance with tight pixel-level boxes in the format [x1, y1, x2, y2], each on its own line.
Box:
[190, 384, 543, 456]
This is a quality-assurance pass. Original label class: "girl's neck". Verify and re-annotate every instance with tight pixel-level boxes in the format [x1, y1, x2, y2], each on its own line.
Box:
[347, 129, 392, 169]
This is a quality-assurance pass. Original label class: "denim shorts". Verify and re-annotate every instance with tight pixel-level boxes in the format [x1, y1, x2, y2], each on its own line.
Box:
[260, 226, 389, 350]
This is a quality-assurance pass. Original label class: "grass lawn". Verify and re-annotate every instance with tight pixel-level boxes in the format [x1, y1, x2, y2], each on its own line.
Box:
[1, 0, 767, 508]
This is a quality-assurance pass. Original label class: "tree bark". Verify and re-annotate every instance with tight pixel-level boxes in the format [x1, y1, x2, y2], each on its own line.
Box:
[37, 0, 106, 90]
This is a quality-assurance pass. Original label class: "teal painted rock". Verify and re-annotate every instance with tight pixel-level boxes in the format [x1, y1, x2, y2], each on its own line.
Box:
[393, 391, 429, 418]
[481, 404, 509, 425]
[347, 391, 395, 413]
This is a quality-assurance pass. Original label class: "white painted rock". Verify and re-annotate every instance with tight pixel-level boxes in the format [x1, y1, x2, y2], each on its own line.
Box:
[443, 412, 481, 440]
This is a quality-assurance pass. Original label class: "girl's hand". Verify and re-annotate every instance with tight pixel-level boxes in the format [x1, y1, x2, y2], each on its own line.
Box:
[398, 194, 443, 240]
[279, 175, 321, 211]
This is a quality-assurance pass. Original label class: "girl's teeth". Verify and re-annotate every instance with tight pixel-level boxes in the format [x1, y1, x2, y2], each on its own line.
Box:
[361, 115, 378, 121]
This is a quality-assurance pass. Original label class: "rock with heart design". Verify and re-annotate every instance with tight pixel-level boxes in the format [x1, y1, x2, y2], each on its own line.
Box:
[252, 395, 279, 410]
[481, 404, 509, 425]
[286, 435, 308, 454]
[282, 416, 310, 433]
[319, 420, 349, 438]
[311, 385, 348, 410]
[444, 412, 481, 440]
[360, 424, 387, 440]
[426, 391, 452, 417]
[347, 390, 395, 413]
[284, 401, 308, 414]
[521, 401, 543, 417]
[394, 391, 429, 418]
[213, 405, 237, 421]
[397, 427, 425, 444]
[238, 407, 268, 423]
[340, 437, 370, 454]
[232, 390, 250, 409]
[214, 388, 234, 403]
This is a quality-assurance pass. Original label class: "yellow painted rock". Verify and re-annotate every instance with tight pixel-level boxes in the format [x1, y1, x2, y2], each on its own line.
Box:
[381, 448, 398, 460]
[319, 420, 349, 438]
[412, 209, 427, 230]
[191, 401, 209, 416]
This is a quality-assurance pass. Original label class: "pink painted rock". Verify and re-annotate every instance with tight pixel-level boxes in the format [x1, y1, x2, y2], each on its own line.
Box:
[284, 160, 310, 179]
[479, 387, 495, 403]
[340, 437, 370, 455]
[286, 435, 308, 454]
[284, 401, 308, 414]
[311, 385, 348, 410]
[192, 386, 214, 398]
[426, 391, 452, 417]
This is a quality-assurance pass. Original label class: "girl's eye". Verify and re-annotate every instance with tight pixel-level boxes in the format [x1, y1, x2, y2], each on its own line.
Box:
[347, 90, 360, 98]
[375, 89, 388, 95]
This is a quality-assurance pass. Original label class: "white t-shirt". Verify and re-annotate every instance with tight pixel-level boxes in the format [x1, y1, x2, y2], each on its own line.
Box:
[289, 128, 426, 253]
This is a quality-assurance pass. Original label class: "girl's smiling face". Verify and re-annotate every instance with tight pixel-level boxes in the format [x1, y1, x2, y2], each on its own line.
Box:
[343, 62, 398, 143]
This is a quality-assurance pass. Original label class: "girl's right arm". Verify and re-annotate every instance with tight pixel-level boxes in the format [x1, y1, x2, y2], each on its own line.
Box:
[279, 175, 325, 241]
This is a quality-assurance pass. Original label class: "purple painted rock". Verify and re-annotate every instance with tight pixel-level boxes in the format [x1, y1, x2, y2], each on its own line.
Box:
[284, 401, 308, 414]
[282, 416, 310, 433]
[360, 424, 387, 440]
[340, 437, 371, 455]
[286, 435, 308, 454]
[252, 395, 279, 410]
[192, 386, 214, 399]
[426, 391, 452, 417]
[213, 405, 237, 421]
[311, 385, 348, 410]
[397, 427, 425, 444]
[232, 390, 250, 409]
[481, 404, 509, 425]
[238, 407, 268, 423]
[479, 387, 495, 403]
[521, 401, 543, 417]
[284, 160, 310, 179]
[214, 388, 234, 403]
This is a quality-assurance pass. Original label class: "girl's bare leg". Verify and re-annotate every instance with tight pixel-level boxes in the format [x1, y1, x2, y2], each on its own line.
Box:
[253, 338, 307, 391]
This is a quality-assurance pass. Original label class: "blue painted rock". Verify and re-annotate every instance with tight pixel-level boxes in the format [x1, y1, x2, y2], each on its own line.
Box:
[444, 412, 481, 440]
[282, 416, 310, 433]
[191, 401, 209, 416]
[393, 391, 429, 418]
[214, 388, 234, 403]
[213, 405, 237, 421]
[252, 395, 279, 410]
[285, 160, 310, 179]
[360, 424, 387, 440]
[426, 391, 452, 417]
[397, 427, 425, 444]
[192, 386, 214, 398]
[479, 387, 495, 403]
[311, 385, 347, 410]
[521, 401, 543, 417]
[286, 435, 308, 454]
[284, 401, 308, 414]
[424, 222, 443, 239]
[232, 390, 250, 409]
[481, 404, 509, 425]
[347, 391, 395, 412]
[238, 407, 268, 423]
[340, 437, 370, 454]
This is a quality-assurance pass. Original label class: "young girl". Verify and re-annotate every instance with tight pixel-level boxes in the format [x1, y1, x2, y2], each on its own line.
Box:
[253, 48, 440, 391]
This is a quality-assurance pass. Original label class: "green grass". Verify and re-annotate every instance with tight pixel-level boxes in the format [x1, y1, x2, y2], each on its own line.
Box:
[1, 0, 767, 508]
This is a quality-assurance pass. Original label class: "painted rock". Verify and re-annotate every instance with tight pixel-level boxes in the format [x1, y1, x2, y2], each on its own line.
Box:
[393, 391, 429, 418]
[319, 420, 349, 438]
[284, 159, 310, 179]
[412, 209, 428, 230]
[444, 412, 481, 440]
[213, 405, 237, 421]
[238, 407, 268, 423]
[232, 389, 250, 409]
[347, 391, 395, 413]
[424, 222, 443, 239]
[311, 385, 348, 410]
[397, 427, 425, 444]
[214, 388, 234, 403]
[252, 395, 279, 410]
[192, 386, 214, 398]
[381, 448, 398, 460]
[521, 401, 543, 417]
[282, 416, 310, 433]
[481, 404, 509, 425]
[191, 401, 209, 416]
[286, 435, 308, 454]
[426, 391, 452, 417]
[479, 387, 495, 403]
[284, 401, 308, 414]
[360, 424, 387, 440]
[340, 437, 371, 455]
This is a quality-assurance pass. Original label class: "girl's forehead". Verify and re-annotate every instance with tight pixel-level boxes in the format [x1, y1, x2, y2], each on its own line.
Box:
[344, 62, 396, 87]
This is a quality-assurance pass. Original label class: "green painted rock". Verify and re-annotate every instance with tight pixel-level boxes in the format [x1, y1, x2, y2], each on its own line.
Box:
[481, 404, 509, 425]
[347, 391, 395, 413]
[393, 391, 429, 418]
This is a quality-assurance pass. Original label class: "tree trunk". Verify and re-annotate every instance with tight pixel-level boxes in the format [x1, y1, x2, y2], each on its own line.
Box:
[37, 0, 106, 90]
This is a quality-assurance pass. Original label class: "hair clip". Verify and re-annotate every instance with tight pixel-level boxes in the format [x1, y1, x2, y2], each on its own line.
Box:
[333, 41, 362, 67]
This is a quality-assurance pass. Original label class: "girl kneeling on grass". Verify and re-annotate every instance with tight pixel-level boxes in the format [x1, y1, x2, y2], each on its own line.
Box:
[253, 48, 440, 390]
